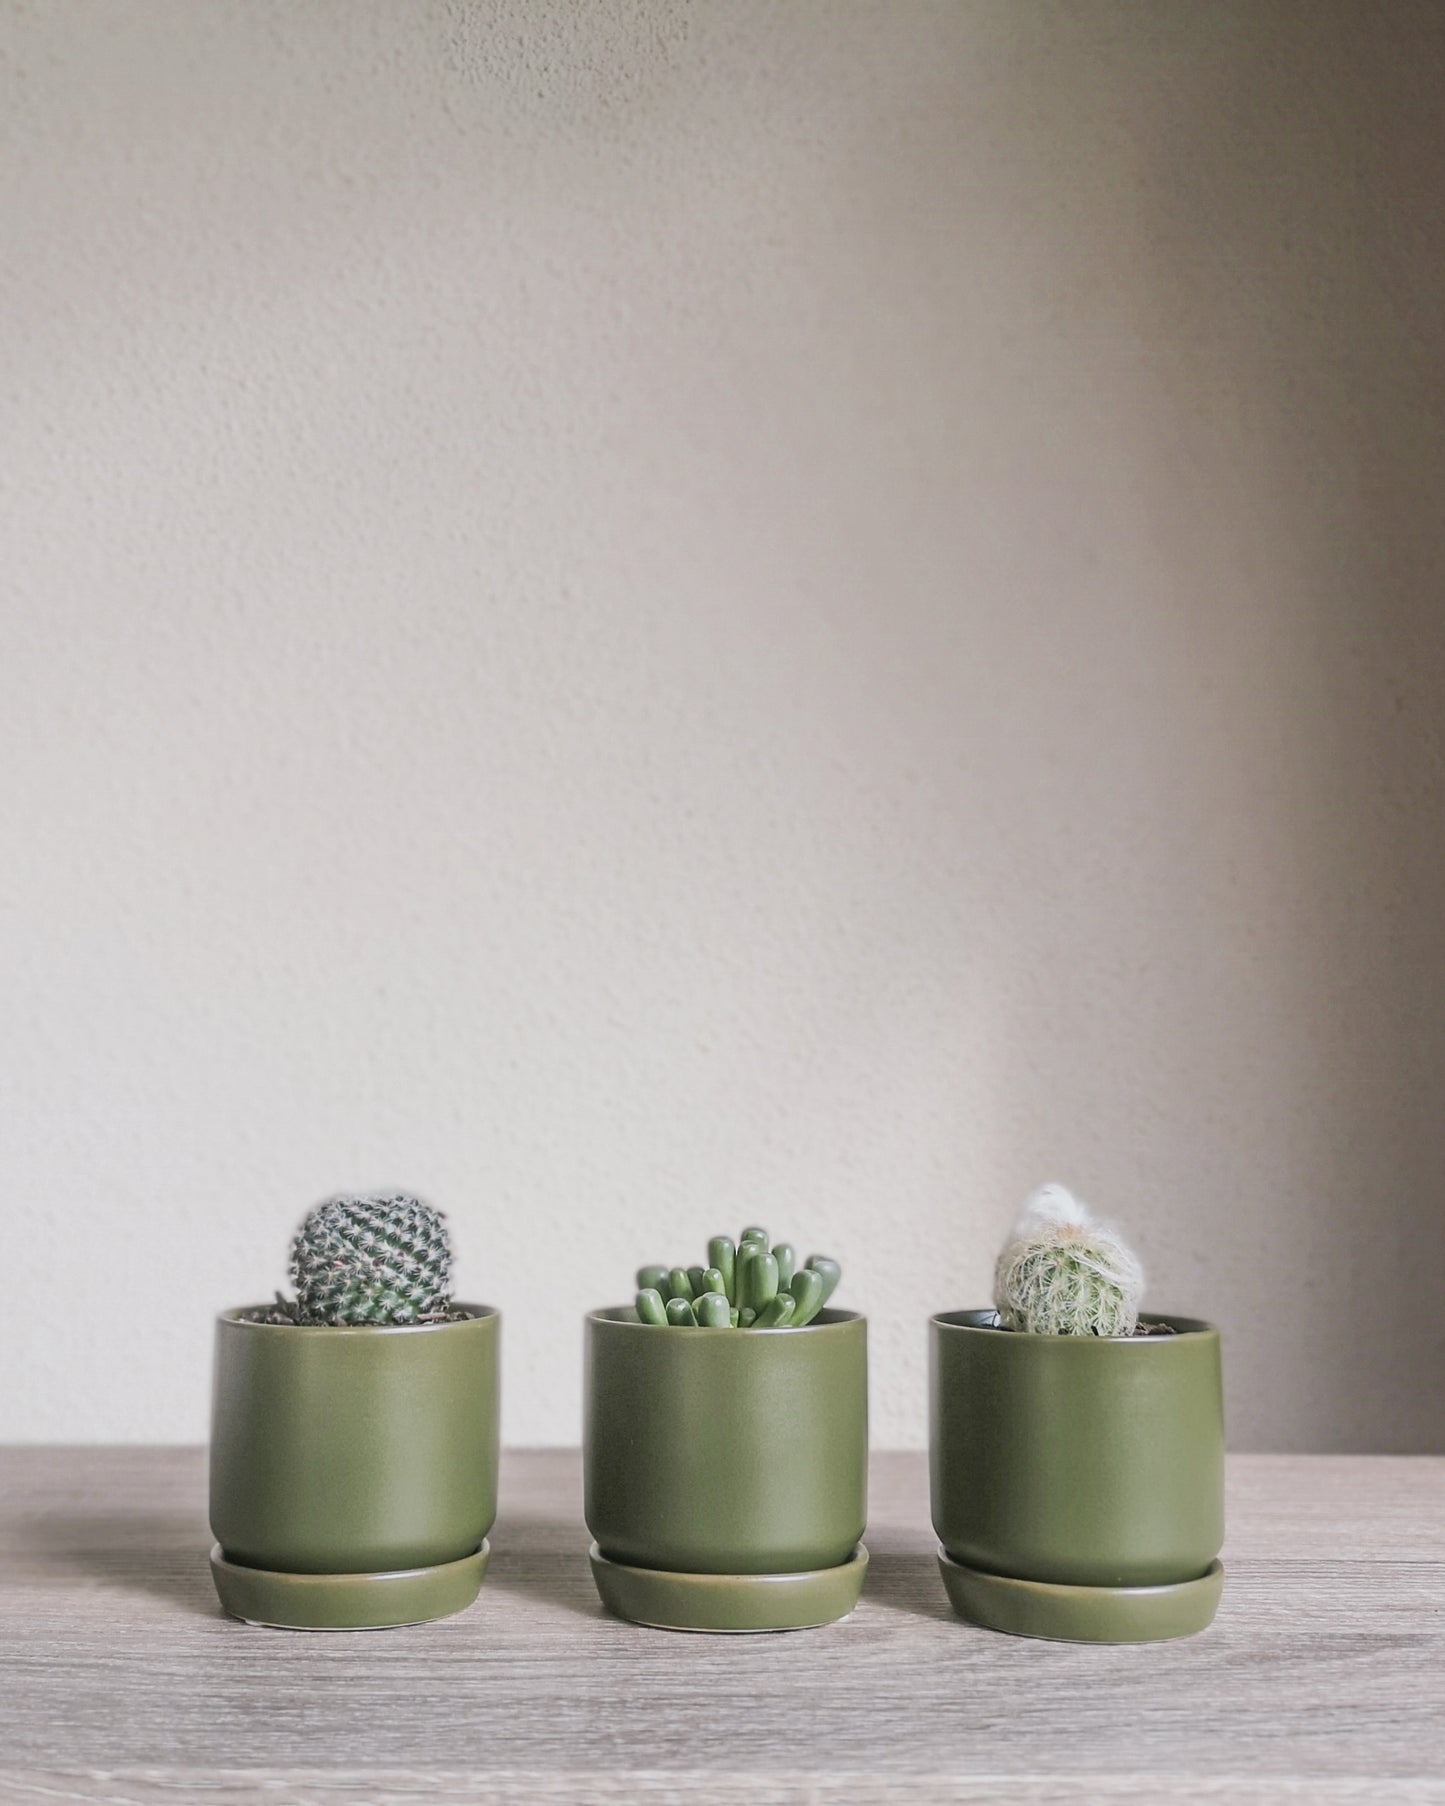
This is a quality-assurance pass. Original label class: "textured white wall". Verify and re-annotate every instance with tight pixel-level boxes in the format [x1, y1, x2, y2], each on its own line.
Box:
[3, 1, 1443, 1451]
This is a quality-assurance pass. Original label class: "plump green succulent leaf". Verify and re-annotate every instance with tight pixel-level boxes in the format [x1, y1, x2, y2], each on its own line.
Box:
[668, 1267, 695, 1305]
[772, 1242, 796, 1289]
[738, 1246, 779, 1311]
[755, 1292, 796, 1328]
[695, 1291, 732, 1328]
[635, 1287, 668, 1326]
[806, 1255, 841, 1306]
[637, 1264, 670, 1297]
[708, 1236, 737, 1303]
[665, 1296, 698, 1327]
[788, 1267, 825, 1326]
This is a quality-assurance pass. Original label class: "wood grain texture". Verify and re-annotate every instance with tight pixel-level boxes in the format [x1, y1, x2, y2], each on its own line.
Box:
[0, 1450, 1441, 1804]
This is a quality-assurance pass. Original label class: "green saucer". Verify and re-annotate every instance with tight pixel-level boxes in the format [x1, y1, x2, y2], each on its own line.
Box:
[938, 1547, 1223, 1643]
[210, 1540, 489, 1630]
[589, 1543, 868, 1632]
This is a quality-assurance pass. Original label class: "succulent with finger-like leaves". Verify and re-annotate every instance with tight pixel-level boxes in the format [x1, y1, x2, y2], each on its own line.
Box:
[634, 1228, 841, 1329]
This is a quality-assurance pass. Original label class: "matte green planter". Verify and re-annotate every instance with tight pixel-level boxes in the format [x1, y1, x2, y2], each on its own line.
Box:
[584, 1306, 868, 1631]
[209, 1304, 499, 1629]
[929, 1310, 1224, 1642]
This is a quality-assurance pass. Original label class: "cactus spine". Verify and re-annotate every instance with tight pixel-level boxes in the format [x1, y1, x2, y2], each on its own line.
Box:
[634, 1227, 841, 1329]
[993, 1183, 1144, 1336]
[289, 1193, 454, 1326]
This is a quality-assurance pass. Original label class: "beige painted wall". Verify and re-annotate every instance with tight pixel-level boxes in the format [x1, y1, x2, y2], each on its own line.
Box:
[2, 1, 1442, 1450]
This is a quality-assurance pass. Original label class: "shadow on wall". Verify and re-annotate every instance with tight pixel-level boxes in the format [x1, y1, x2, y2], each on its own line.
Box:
[818, 2, 1445, 1449]
[1123, 5, 1445, 1452]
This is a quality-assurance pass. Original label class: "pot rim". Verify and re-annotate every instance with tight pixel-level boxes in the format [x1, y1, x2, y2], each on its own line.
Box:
[931, 1308, 1217, 1341]
[588, 1304, 863, 1335]
[217, 1302, 498, 1334]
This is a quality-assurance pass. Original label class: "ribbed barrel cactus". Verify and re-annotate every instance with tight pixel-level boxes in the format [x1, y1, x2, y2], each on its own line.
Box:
[287, 1193, 455, 1325]
[633, 1227, 841, 1329]
[993, 1183, 1145, 1336]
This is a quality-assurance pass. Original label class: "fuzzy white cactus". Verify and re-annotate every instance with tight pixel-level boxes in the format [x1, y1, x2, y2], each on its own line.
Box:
[993, 1183, 1145, 1336]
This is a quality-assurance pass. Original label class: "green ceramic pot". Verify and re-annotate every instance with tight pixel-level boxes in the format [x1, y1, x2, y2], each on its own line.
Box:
[584, 1307, 868, 1630]
[929, 1310, 1224, 1641]
[209, 1304, 499, 1629]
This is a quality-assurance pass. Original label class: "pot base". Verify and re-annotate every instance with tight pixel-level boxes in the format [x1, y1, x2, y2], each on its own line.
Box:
[589, 1543, 868, 1633]
[937, 1546, 1223, 1643]
[210, 1540, 490, 1630]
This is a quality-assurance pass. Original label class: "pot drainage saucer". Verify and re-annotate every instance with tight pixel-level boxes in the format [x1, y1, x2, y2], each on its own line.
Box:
[937, 1546, 1223, 1643]
[210, 1540, 489, 1630]
[589, 1543, 867, 1632]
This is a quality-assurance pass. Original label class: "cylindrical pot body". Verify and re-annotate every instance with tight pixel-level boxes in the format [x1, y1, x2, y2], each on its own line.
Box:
[585, 1308, 867, 1574]
[930, 1311, 1223, 1588]
[210, 1305, 500, 1574]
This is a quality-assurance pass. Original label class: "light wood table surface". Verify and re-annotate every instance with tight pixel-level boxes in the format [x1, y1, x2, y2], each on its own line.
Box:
[0, 1448, 1441, 1803]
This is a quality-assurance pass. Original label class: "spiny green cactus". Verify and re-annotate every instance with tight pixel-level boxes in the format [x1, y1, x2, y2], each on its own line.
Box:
[288, 1193, 455, 1325]
[993, 1183, 1144, 1336]
[634, 1228, 841, 1329]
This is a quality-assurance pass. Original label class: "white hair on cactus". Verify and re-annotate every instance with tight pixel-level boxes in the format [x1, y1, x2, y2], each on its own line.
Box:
[994, 1183, 1145, 1336]
[1010, 1182, 1094, 1239]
